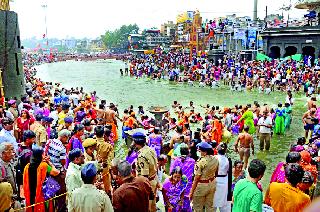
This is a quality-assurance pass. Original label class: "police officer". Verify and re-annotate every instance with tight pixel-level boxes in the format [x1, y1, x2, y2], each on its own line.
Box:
[133, 132, 158, 212]
[189, 141, 219, 212]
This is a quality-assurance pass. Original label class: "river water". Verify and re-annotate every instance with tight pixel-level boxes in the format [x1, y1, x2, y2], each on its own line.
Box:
[36, 59, 306, 190]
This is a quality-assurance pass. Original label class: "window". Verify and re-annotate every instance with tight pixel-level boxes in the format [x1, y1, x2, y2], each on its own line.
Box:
[15, 53, 20, 75]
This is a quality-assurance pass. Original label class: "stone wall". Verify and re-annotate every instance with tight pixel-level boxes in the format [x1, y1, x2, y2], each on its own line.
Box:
[0, 10, 25, 99]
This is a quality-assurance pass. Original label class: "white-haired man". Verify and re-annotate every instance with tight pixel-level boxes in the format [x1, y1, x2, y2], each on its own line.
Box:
[0, 142, 17, 195]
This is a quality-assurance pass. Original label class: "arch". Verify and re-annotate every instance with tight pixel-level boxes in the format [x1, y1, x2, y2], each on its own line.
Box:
[283, 46, 297, 57]
[302, 46, 316, 66]
[269, 46, 281, 59]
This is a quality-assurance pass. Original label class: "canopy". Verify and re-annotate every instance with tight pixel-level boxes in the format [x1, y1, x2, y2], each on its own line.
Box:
[256, 53, 271, 62]
[291, 54, 303, 61]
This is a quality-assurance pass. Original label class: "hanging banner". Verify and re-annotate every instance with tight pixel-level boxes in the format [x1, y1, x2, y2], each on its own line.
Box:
[186, 11, 194, 23]
[247, 28, 256, 47]
[234, 29, 246, 40]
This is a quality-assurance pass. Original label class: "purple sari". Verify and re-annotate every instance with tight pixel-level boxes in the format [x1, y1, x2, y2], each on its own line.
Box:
[170, 156, 195, 212]
[148, 134, 162, 158]
[163, 177, 187, 212]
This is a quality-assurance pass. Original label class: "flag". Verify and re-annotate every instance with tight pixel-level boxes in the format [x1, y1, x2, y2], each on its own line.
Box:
[43, 34, 46, 38]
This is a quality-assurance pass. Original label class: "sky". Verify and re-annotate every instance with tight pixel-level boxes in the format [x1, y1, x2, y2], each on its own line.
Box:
[10, 0, 307, 39]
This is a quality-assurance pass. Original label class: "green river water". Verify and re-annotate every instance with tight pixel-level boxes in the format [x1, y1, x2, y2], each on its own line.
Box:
[36, 59, 308, 191]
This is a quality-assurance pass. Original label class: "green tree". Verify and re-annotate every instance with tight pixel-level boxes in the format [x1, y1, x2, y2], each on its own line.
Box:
[102, 24, 139, 50]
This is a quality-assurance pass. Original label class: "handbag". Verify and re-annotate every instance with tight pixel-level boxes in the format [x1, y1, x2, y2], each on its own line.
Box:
[42, 175, 60, 200]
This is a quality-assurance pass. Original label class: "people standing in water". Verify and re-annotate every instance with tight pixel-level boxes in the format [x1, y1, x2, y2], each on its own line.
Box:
[284, 103, 293, 130]
[302, 108, 317, 140]
[237, 106, 255, 135]
[274, 103, 286, 135]
[234, 126, 254, 169]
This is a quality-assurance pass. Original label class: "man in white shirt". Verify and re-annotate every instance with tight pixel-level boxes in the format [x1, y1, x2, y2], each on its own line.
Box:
[257, 111, 273, 151]
[65, 149, 85, 193]
[0, 118, 18, 152]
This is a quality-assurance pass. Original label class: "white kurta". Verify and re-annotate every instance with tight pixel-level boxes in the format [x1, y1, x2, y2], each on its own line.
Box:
[213, 154, 230, 209]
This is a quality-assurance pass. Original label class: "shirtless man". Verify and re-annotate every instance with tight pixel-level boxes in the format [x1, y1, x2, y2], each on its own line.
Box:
[96, 104, 106, 124]
[169, 126, 188, 149]
[307, 97, 317, 110]
[234, 125, 254, 169]
[105, 103, 119, 141]
[302, 107, 317, 139]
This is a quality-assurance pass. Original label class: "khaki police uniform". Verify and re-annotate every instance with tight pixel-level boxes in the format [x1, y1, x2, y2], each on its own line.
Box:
[137, 145, 158, 212]
[193, 155, 219, 212]
[96, 137, 114, 193]
[33, 123, 48, 146]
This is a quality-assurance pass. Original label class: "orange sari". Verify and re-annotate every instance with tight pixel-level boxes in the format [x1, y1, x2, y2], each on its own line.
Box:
[106, 122, 118, 141]
[211, 119, 222, 143]
[23, 162, 53, 212]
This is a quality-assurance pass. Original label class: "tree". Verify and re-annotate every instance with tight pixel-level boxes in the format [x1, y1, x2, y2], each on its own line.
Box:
[102, 24, 139, 50]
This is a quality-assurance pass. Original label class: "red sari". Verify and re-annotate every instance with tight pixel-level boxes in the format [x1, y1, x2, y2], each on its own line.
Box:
[16, 110, 34, 142]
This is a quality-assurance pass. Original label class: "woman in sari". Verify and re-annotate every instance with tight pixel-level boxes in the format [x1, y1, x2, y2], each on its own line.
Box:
[231, 160, 246, 193]
[270, 152, 301, 183]
[284, 103, 292, 130]
[299, 150, 318, 184]
[23, 146, 60, 212]
[274, 103, 286, 135]
[16, 110, 35, 142]
[237, 106, 255, 134]
[170, 144, 195, 212]
[162, 166, 187, 212]
[211, 116, 223, 143]
[67, 124, 85, 153]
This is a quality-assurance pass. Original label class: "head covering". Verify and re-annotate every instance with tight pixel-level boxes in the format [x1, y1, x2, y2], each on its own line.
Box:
[23, 103, 32, 110]
[83, 138, 97, 148]
[64, 116, 73, 123]
[300, 150, 312, 164]
[81, 163, 97, 179]
[197, 141, 212, 151]
[8, 99, 16, 105]
[42, 116, 54, 123]
[132, 132, 146, 145]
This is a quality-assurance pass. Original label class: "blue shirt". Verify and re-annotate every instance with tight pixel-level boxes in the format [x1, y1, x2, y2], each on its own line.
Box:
[0, 129, 18, 152]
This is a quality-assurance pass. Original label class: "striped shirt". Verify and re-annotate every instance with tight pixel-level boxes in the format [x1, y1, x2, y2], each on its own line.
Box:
[45, 139, 66, 169]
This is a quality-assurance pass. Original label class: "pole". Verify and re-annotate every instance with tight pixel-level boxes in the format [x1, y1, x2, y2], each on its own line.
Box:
[42, 2, 49, 47]
[222, 32, 225, 52]
[265, 6, 268, 27]
[253, 0, 258, 23]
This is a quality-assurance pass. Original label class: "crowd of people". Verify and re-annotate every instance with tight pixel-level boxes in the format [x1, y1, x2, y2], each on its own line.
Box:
[123, 50, 320, 96]
[0, 52, 320, 212]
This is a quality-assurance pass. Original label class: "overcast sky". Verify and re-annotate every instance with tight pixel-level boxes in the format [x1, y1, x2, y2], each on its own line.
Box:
[11, 0, 306, 39]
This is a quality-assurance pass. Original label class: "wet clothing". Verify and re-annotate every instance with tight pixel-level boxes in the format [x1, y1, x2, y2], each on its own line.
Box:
[162, 177, 188, 212]
[274, 108, 285, 135]
[239, 110, 256, 134]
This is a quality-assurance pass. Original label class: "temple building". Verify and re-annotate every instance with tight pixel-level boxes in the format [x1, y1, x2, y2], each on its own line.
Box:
[261, 0, 320, 62]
